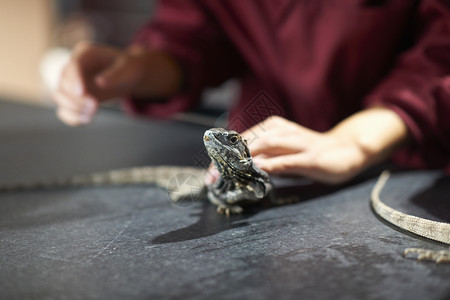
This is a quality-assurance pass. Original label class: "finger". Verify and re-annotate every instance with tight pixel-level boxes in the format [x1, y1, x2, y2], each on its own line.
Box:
[240, 116, 299, 135]
[72, 41, 121, 71]
[244, 115, 282, 133]
[240, 120, 277, 141]
[240, 116, 309, 148]
[256, 153, 344, 183]
[248, 136, 306, 157]
[66, 42, 123, 100]
[204, 163, 220, 185]
[56, 107, 94, 127]
[256, 153, 313, 175]
[94, 55, 141, 93]
[52, 89, 96, 114]
[241, 127, 286, 154]
[52, 89, 80, 112]
[52, 87, 98, 125]
[257, 153, 355, 184]
[57, 61, 86, 101]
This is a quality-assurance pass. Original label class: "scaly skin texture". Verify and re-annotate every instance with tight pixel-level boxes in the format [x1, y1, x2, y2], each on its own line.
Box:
[371, 171, 450, 263]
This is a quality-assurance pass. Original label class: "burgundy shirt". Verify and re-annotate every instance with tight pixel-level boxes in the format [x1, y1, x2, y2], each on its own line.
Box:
[124, 0, 450, 170]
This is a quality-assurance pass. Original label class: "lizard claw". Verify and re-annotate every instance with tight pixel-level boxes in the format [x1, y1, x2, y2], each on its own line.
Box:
[404, 248, 450, 263]
[216, 204, 243, 216]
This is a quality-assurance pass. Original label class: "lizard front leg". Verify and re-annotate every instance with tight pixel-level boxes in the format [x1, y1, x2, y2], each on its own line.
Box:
[207, 190, 244, 216]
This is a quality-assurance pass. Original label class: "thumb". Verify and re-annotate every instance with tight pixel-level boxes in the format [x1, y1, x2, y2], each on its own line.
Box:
[94, 55, 142, 93]
[205, 163, 220, 185]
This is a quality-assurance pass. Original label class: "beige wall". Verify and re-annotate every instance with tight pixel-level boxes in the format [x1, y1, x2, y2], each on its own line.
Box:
[0, 0, 54, 104]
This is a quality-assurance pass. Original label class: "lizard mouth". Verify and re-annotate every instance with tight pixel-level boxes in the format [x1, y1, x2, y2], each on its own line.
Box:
[203, 130, 221, 147]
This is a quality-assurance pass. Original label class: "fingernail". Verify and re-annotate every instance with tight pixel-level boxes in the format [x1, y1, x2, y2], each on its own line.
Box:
[205, 168, 219, 185]
[79, 98, 96, 124]
[252, 156, 264, 167]
[204, 173, 213, 185]
[95, 75, 107, 87]
[79, 113, 92, 124]
[74, 82, 83, 97]
[82, 98, 96, 115]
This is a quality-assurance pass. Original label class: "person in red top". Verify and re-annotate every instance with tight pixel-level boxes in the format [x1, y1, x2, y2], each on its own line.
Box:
[52, 0, 450, 184]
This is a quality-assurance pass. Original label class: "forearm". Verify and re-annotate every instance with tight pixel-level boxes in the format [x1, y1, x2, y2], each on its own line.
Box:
[327, 107, 411, 167]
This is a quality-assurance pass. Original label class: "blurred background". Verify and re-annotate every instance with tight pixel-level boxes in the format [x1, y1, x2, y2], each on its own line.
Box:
[0, 0, 156, 105]
[0, 0, 236, 117]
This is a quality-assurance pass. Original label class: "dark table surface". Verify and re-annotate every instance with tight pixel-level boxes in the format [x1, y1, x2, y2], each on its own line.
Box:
[0, 100, 449, 300]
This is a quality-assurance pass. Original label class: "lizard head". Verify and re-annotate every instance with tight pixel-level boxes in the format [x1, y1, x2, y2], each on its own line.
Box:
[203, 128, 253, 176]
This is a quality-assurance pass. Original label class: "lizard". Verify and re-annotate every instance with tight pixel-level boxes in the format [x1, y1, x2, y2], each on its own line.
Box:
[203, 127, 274, 215]
[0, 128, 273, 216]
[370, 170, 450, 263]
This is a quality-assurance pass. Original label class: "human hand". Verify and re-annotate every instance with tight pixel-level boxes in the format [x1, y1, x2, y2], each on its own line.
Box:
[52, 42, 182, 126]
[242, 110, 409, 184]
[240, 116, 367, 184]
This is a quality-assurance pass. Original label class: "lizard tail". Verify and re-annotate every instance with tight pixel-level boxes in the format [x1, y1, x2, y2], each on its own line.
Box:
[0, 166, 206, 193]
[371, 170, 450, 245]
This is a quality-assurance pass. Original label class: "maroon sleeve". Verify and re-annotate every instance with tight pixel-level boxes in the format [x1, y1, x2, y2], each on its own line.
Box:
[122, 0, 244, 118]
[364, 0, 450, 169]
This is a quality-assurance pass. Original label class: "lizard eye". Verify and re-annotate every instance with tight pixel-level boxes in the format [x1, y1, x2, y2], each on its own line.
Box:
[229, 135, 239, 144]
